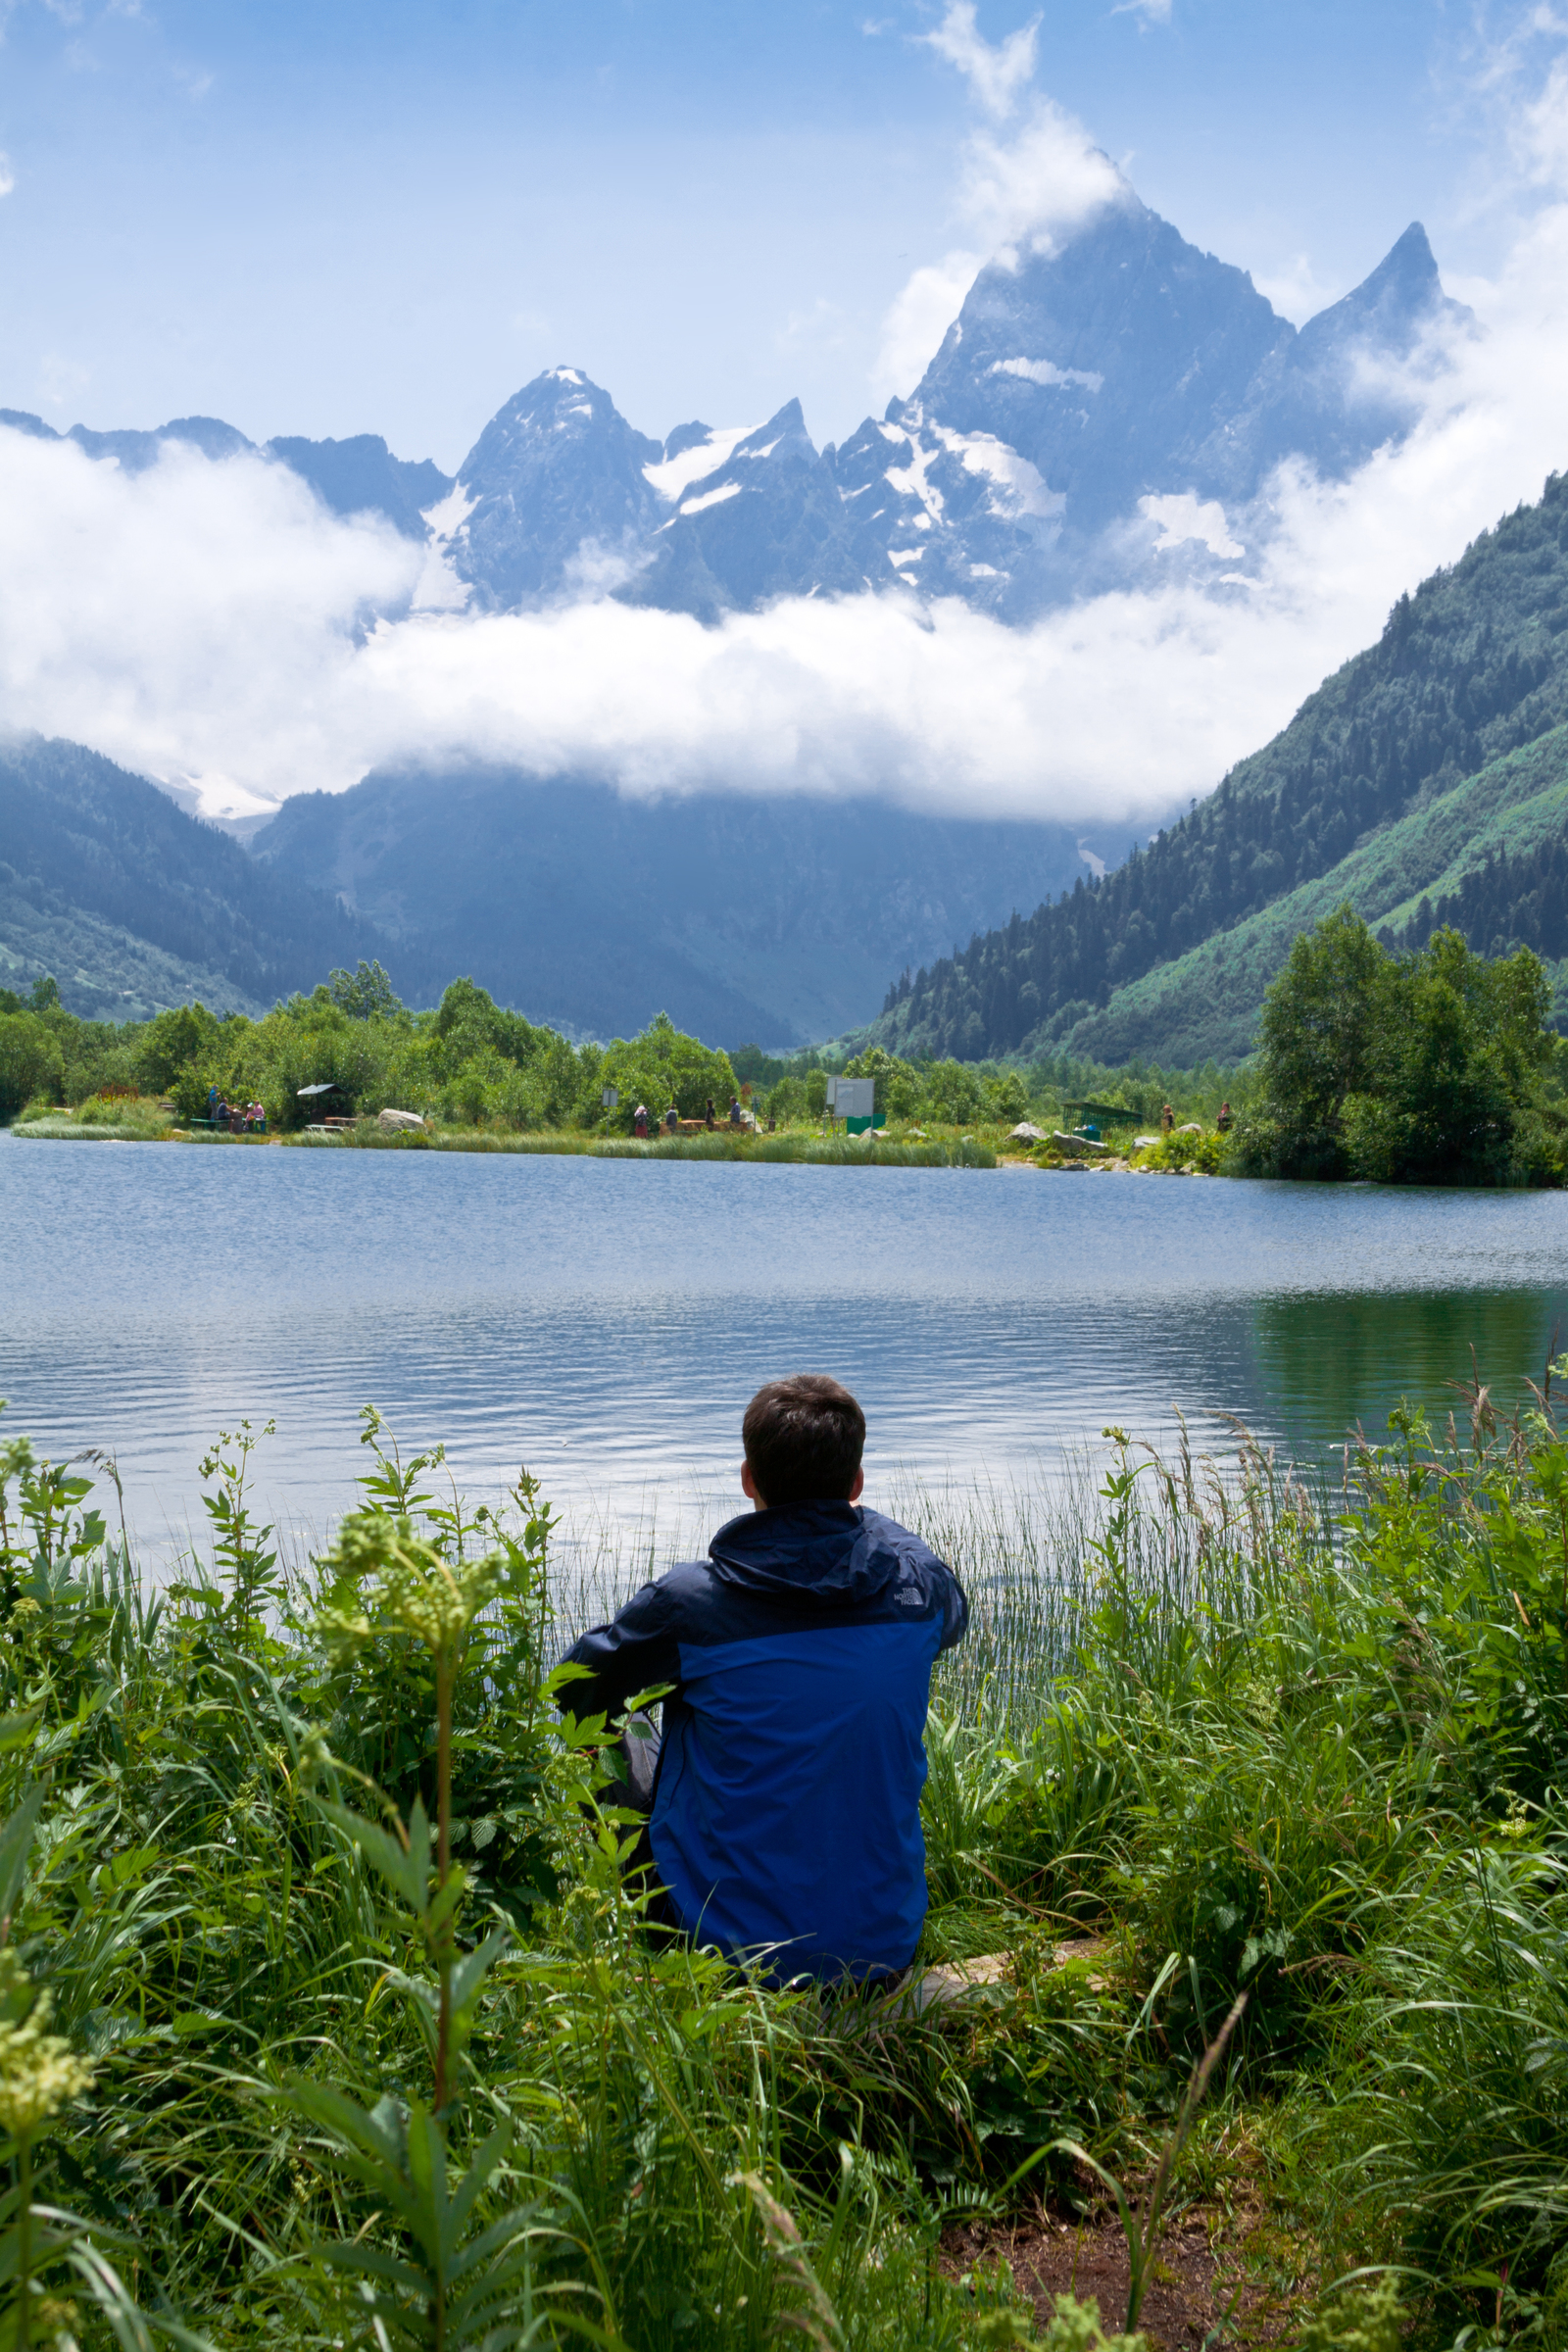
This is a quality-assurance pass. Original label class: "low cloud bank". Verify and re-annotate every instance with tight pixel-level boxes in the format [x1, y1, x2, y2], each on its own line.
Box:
[1, 28, 1566, 830]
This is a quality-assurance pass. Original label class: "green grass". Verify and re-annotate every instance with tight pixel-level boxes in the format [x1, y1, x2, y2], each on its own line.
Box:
[284, 1125, 999, 1168]
[4, 1383, 1567, 2348]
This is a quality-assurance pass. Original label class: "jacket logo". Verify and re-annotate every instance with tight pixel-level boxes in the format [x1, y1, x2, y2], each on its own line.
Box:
[894, 1587, 923, 1607]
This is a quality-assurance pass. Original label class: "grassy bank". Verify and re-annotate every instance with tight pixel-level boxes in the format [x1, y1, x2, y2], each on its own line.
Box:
[8, 1110, 999, 1168]
[3, 1391, 1566, 2349]
[290, 1124, 998, 1168]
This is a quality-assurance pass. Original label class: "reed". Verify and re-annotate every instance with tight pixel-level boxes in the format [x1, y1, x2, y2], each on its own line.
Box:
[286, 1127, 998, 1168]
[2, 1381, 1566, 2348]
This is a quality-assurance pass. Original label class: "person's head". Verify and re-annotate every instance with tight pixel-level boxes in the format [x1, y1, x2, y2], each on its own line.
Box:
[740, 1374, 865, 1509]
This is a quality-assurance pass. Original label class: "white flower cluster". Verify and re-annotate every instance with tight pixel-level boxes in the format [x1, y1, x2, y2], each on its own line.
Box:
[0, 1952, 94, 2141]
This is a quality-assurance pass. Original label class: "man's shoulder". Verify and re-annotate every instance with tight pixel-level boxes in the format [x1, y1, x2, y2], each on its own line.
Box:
[646, 1559, 722, 1608]
[859, 1510, 953, 1575]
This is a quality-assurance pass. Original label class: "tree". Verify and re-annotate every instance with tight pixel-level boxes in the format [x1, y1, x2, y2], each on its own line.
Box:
[328, 960, 403, 1021]
[596, 1012, 736, 1128]
[1239, 906, 1394, 1179]
[134, 1002, 224, 1093]
[1235, 906, 1564, 1185]
[0, 1014, 64, 1119]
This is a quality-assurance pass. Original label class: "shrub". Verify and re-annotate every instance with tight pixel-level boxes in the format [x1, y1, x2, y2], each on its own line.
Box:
[0, 1012, 64, 1120]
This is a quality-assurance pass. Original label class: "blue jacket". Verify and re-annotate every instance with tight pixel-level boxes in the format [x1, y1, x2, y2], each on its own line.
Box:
[561, 1502, 968, 1979]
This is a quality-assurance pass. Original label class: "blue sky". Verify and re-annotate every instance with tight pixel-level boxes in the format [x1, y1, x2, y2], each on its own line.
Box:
[0, 0, 1550, 467]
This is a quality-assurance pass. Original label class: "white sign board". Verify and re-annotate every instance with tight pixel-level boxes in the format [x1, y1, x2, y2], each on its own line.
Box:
[823, 1076, 838, 1109]
[601, 1086, 618, 1108]
[834, 1079, 875, 1121]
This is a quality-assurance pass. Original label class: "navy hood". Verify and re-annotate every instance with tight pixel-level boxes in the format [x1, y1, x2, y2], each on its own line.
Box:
[706, 1500, 905, 1607]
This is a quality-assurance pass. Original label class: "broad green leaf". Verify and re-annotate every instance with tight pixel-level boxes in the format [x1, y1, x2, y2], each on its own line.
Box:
[0, 1783, 47, 1926]
[313, 1796, 426, 1914]
[448, 1926, 510, 2025]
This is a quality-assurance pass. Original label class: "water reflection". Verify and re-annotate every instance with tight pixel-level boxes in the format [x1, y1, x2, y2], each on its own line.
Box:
[1250, 1283, 1567, 1450]
[4, 1132, 1567, 1565]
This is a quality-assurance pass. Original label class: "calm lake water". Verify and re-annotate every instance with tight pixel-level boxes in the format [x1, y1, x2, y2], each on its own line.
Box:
[5, 1130, 1568, 1572]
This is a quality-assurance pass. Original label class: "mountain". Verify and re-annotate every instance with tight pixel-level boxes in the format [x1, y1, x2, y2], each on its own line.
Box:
[0, 408, 452, 538]
[449, 370, 664, 606]
[620, 402, 870, 622]
[0, 733, 391, 1018]
[860, 470, 1568, 1065]
[1, 187, 1463, 629]
[432, 200, 1463, 624]
[249, 767, 1128, 1044]
[0, 187, 1484, 1050]
[263, 435, 452, 538]
[829, 210, 1462, 619]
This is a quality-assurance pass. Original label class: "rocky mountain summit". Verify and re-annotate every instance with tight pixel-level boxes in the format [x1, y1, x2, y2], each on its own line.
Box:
[0, 406, 453, 540]
[432, 195, 1466, 623]
[1, 188, 1467, 630]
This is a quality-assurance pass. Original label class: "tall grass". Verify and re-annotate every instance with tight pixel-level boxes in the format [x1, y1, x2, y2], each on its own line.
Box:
[3, 1382, 1567, 2346]
[288, 1127, 998, 1168]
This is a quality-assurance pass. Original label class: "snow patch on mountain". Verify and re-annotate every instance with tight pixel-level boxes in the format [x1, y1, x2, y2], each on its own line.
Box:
[644, 424, 757, 502]
[990, 356, 1103, 391]
[675, 480, 744, 518]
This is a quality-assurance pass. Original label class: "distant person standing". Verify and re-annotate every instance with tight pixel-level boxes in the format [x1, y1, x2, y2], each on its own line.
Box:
[1160, 1102, 1174, 1136]
[664, 1103, 679, 1135]
[706, 1098, 716, 1129]
[633, 1102, 649, 1138]
[1216, 1101, 1233, 1134]
[729, 1096, 742, 1127]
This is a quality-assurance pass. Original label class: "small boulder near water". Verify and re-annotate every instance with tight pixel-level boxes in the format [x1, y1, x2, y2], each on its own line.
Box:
[1008, 1122, 1047, 1143]
[377, 1107, 428, 1131]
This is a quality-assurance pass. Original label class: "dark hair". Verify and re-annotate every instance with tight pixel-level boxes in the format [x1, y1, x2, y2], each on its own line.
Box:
[743, 1374, 865, 1506]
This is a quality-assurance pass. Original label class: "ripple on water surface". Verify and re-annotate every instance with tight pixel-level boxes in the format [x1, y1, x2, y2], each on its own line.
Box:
[5, 1130, 1568, 1558]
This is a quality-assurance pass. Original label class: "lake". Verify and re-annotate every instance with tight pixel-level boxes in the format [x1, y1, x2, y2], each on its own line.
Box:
[5, 1130, 1568, 1580]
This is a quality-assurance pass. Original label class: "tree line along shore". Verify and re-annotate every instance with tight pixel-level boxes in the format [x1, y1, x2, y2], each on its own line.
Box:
[4, 908, 1566, 1185]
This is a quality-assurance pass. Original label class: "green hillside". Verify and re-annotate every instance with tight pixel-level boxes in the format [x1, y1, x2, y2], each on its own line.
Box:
[1064, 722, 1568, 1063]
[0, 862, 270, 1019]
[0, 733, 390, 1018]
[870, 469, 1568, 1064]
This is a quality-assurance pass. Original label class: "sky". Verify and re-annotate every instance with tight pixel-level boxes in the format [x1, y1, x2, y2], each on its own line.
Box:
[0, 0, 1554, 465]
[2, 0, 1568, 831]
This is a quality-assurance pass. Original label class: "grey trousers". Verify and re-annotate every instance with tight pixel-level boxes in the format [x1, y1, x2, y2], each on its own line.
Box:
[615, 1709, 662, 1815]
[614, 1711, 683, 1936]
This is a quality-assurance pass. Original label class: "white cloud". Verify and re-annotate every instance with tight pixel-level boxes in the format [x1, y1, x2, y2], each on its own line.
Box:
[1251, 252, 1340, 324]
[1111, 0, 1172, 23]
[1139, 493, 1244, 560]
[872, 18, 1124, 403]
[3, 30, 1568, 848]
[957, 98, 1125, 261]
[919, 2, 1038, 120]
[0, 199, 1563, 842]
[871, 251, 981, 404]
[870, 97, 1123, 401]
[0, 154, 15, 198]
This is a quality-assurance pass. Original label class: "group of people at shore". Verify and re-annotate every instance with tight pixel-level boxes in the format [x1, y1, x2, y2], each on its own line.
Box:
[206, 1087, 267, 1134]
[630, 1095, 760, 1138]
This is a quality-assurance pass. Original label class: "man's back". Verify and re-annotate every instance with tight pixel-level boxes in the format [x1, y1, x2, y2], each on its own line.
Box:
[563, 1499, 967, 1978]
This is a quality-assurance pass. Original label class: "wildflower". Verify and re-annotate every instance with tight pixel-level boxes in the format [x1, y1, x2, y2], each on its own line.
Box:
[0, 1959, 94, 2140]
[318, 1510, 505, 1660]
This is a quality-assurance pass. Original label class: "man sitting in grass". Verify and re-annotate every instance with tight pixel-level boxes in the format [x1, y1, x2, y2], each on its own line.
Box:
[560, 1374, 968, 1982]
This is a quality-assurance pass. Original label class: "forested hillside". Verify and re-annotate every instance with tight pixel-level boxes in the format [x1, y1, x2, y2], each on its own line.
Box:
[870, 470, 1568, 1062]
[0, 735, 390, 1017]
